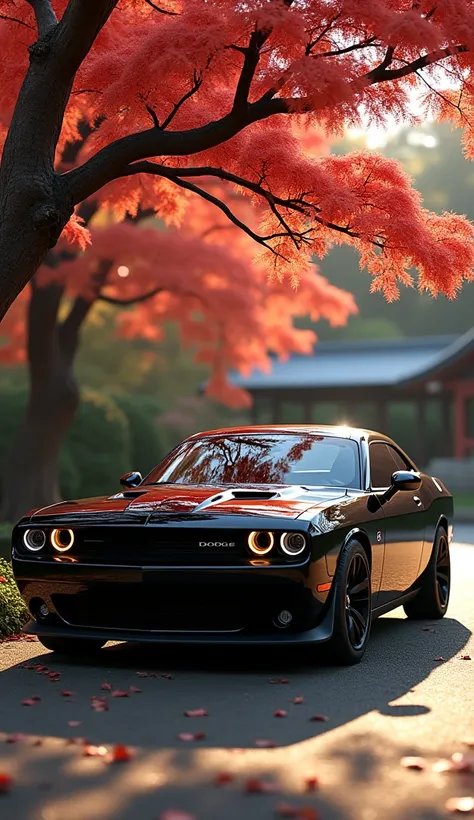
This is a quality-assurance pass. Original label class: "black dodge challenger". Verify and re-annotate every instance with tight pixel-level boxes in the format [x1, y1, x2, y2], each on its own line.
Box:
[12, 425, 453, 665]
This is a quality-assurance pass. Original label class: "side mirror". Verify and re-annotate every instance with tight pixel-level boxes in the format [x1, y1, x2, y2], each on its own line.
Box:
[391, 470, 422, 492]
[120, 471, 143, 489]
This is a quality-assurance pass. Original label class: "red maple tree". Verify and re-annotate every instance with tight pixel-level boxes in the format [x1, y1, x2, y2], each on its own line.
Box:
[0, 0, 474, 320]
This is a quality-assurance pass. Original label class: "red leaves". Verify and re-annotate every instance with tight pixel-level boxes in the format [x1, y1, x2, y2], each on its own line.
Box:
[0, 773, 13, 794]
[274, 710, 287, 718]
[68, 721, 81, 727]
[269, 678, 289, 684]
[305, 777, 319, 792]
[434, 656, 446, 662]
[0, 576, 6, 583]
[445, 797, 474, 814]
[129, 686, 141, 694]
[6, 733, 26, 744]
[292, 697, 304, 705]
[178, 732, 206, 742]
[90, 697, 109, 712]
[101, 682, 112, 691]
[111, 744, 132, 763]
[136, 672, 148, 678]
[460, 654, 472, 661]
[214, 772, 235, 786]
[159, 811, 197, 820]
[275, 804, 319, 820]
[111, 689, 129, 698]
[61, 690, 73, 697]
[245, 778, 280, 794]
[309, 715, 328, 723]
[255, 739, 277, 748]
[22, 696, 41, 706]
[400, 756, 427, 771]
[184, 708, 208, 717]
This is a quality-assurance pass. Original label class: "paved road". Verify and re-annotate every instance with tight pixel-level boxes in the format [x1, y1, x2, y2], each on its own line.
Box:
[1, 534, 473, 820]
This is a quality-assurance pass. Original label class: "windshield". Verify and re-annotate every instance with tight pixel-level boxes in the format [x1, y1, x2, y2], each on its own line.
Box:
[145, 433, 361, 489]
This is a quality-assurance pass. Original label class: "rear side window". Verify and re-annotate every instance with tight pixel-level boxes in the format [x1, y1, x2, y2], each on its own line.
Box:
[370, 443, 410, 488]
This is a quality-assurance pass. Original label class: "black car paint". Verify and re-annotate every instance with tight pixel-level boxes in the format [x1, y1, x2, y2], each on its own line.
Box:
[11, 426, 453, 646]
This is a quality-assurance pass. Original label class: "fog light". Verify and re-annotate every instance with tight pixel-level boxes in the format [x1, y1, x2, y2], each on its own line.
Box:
[274, 610, 293, 628]
[23, 529, 46, 552]
[30, 599, 50, 620]
[39, 603, 49, 618]
[51, 528, 74, 552]
[280, 532, 306, 556]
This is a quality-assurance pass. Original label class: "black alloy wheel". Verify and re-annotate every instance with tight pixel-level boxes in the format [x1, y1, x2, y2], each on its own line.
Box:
[403, 527, 450, 619]
[345, 552, 371, 650]
[324, 539, 372, 665]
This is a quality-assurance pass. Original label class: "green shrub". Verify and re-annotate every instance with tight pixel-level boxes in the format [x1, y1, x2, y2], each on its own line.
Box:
[113, 394, 166, 477]
[0, 558, 28, 637]
[62, 389, 131, 499]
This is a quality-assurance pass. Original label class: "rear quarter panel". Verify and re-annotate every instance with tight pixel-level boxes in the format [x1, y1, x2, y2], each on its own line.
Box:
[418, 474, 454, 575]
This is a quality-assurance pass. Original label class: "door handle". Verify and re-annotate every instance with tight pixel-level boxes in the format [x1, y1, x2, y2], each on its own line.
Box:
[413, 496, 423, 507]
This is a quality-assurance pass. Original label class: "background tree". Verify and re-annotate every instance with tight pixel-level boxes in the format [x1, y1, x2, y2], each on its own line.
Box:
[1, 1, 474, 318]
[0, 194, 355, 521]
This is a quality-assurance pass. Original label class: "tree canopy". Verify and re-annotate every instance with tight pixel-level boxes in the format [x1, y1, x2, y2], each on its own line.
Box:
[1, 0, 474, 317]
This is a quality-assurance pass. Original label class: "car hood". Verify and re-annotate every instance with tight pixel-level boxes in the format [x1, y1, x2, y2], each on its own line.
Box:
[29, 484, 348, 521]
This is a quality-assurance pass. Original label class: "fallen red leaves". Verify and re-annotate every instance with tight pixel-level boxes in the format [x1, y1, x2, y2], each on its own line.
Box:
[184, 708, 208, 717]
[214, 772, 235, 786]
[178, 732, 206, 742]
[68, 721, 81, 727]
[90, 697, 108, 712]
[460, 654, 472, 661]
[111, 690, 129, 698]
[274, 709, 287, 718]
[445, 797, 474, 814]
[269, 678, 289, 684]
[129, 686, 141, 694]
[111, 744, 132, 763]
[61, 690, 72, 697]
[305, 777, 319, 792]
[22, 696, 41, 706]
[245, 778, 280, 793]
[309, 715, 328, 722]
[255, 739, 277, 748]
[101, 682, 112, 691]
[292, 697, 305, 705]
[6, 733, 26, 743]
[0, 773, 13, 794]
[275, 804, 320, 820]
[434, 656, 446, 662]
[159, 811, 197, 820]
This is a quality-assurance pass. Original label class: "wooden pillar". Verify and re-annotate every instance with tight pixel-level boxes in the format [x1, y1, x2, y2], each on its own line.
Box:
[440, 394, 452, 457]
[454, 386, 466, 458]
[415, 397, 429, 467]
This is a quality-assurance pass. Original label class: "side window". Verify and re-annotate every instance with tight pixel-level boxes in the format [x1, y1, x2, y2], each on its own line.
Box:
[370, 443, 397, 488]
[386, 446, 410, 472]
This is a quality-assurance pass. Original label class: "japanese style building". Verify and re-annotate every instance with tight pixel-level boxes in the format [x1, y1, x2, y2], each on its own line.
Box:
[230, 329, 474, 467]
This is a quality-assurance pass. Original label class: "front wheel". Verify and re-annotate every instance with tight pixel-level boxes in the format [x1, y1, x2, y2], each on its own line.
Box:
[38, 635, 105, 655]
[324, 539, 372, 665]
[403, 527, 450, 619]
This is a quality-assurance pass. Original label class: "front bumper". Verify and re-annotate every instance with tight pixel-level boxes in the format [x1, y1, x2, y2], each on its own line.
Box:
[13, 557, 333, 645]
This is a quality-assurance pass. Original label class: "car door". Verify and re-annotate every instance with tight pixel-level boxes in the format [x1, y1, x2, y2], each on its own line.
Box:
[369, 441, 425, 606]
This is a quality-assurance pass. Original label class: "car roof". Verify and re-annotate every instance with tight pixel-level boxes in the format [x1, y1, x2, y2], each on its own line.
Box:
[185, 424, 395, 444]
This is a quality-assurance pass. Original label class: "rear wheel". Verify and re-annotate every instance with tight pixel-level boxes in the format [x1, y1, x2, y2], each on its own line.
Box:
[403, 527, 450, 619]
[325, 539, 372, 665]
[38, 636, 105, 655]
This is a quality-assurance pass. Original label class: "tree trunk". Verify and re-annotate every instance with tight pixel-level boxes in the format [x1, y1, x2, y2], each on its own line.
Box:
[0, 282, 81, 523]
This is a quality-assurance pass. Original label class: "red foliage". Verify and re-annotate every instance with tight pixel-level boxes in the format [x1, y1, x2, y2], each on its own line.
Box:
[1, 1, 474, 396]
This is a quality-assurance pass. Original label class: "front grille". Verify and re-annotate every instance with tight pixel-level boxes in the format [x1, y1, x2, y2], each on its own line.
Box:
[70, 526, 246, 565]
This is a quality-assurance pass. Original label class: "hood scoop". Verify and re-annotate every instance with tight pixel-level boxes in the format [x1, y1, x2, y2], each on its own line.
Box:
[192, 487, 285, 513]
[108, 490, 148, 500]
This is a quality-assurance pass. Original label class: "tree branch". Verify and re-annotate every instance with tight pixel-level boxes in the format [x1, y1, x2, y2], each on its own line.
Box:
[144, 0, 178, 14]
[58, 258, 112, 360]
[365, 44, 468, 84]
[25, 0, 57, 37]
[0, 13, 34, 29]
[97, 285, 164, 306]
[161, 69, 205, 129]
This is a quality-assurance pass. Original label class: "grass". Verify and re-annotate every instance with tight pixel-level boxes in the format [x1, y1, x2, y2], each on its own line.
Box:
[0, 557, 28, 637]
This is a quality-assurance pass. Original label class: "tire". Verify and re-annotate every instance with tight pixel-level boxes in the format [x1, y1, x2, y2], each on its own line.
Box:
[324, 539, 372, 665]
[403, 527, 450, 620]
[38, 636, 105, 655]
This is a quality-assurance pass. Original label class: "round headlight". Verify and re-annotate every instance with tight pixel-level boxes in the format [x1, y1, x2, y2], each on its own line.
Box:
[248, 531, 274, 555]
[280, 532, 306, 556]
[51, 528, 74, 552]
[23, 529, 46, 552]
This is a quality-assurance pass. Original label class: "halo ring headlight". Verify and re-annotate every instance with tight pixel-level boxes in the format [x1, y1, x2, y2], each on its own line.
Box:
[248, 531, 274, 556]
[23, 529, 46, 552]
[280, 532, 306, 557]
[51, 528, 74, 553]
